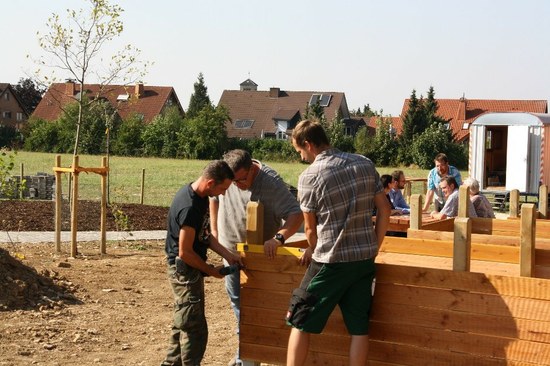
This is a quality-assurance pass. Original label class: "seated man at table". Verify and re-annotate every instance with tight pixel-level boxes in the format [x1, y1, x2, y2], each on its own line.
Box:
[389, 170, 410, 214]
[430, 176, 477, 220]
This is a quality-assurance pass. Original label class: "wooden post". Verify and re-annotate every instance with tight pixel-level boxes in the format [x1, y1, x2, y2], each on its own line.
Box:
[140, 168, 145, 205]
[409, 194, 422, 230]
[246, 201, 264, 245]
[509, 189, 520, 218]
[100, 157, 108, 254]
[520, 203, 536, 277]
[539, 184, 548, 219]
[243, 203, 263, 366]
[453, 217, 471, 272]
[19, 163, 24, 199]
[403, 181, 411, 204]
[70, 155, 79, 257]
[458, 185, 470, 218]
[54, 155, 62, 253]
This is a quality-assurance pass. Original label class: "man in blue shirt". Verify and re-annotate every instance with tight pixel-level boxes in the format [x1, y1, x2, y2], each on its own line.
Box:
[389, 170, 410, 214]
[422, 153, 462, 212]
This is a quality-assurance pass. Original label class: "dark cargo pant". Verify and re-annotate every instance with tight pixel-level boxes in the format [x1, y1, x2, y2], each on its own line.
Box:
[161, 264, 207, 366]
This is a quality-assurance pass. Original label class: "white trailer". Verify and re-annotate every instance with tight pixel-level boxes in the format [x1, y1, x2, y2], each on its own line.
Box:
[469, 112, 550, 194]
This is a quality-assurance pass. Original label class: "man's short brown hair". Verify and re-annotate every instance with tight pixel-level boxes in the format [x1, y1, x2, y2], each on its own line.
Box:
[434, 153, 449, 163]
[291, 120, 330, 148]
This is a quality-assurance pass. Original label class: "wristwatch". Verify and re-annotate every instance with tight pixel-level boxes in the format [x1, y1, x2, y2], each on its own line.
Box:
[274, 233, 285, 245]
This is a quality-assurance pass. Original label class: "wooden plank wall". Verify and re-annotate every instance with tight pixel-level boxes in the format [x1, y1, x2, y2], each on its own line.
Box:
[238, 244, 550, 365]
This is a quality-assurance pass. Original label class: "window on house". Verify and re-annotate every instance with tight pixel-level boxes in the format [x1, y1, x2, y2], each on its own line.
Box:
[275, 120, 289, 140]
[16, 112, 23, 121]
[462, 122, 469, 130]
[2, 111, 12, 119]
[344, 126, 353, 136]
[276, 131, 287, 140]
[4, 93, 9, 101]
[444, 123, 450, 130]
[308, 94, 332, 107]
[309, 94, 320, 106]
[117, 94, 130, 101]
[319, 94, 332, 107]
[235, 120, 254, 129]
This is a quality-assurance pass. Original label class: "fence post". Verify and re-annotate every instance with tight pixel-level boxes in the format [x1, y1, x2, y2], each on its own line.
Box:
[140, 168, 145, 205]
[509, 189, 520, 218]
[19, 163, 24, 199]
[539, 185, 548, 219]
[54, 155, 62, 253]
[458, 185, 470, 218]
[520, 203, 536, 277]
[453, 217, 471, 272]
[100, 157, 108, 254]
[246, 201, 264, 245]
[409, 194, 422, 230]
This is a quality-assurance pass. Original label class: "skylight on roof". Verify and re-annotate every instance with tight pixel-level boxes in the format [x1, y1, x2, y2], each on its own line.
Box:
[319, 94, 332, 107]
[235, 119, 254, 129]
[309, 94, 332, 107]
[117, 94, 130, 101]
[462, 122, 469, 130]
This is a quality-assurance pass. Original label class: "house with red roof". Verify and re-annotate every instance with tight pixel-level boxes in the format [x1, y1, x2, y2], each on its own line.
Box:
[32, 81, 184, 123]
[218, 79, 354, 139]
[393, 97, 547, 143]
[0, 83, 30, 130]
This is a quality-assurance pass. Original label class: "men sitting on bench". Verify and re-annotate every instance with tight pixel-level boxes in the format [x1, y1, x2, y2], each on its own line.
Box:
[430, 176, 477, 220]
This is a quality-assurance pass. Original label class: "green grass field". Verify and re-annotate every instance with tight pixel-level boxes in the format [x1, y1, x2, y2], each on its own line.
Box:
[10, 151, 460, 207]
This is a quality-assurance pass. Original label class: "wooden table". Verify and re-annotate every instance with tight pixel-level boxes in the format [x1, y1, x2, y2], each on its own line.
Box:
[374, 213, 439, 233]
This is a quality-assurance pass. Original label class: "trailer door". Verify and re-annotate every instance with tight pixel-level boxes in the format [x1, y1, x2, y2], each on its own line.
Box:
[506, 125, 529, 192]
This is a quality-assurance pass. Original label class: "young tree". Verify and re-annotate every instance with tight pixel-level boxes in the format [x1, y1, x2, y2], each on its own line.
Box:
[304, 100, 325, 122]
[326, 110, 354, 152]
[34, 0, 150, 156]
[13, 78, 45, 114]
[179, 105, 229, 159]
[186, 73, 212, 119]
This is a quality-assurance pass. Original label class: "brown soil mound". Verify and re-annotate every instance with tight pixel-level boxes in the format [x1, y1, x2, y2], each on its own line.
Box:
[0, 247, 81, 311]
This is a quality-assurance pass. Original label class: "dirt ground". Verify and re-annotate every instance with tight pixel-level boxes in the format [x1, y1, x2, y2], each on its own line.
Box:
[0, 200, 243, 366]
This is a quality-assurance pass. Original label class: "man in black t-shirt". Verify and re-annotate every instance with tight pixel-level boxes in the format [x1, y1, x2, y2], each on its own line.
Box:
[161, 160, 243, 366]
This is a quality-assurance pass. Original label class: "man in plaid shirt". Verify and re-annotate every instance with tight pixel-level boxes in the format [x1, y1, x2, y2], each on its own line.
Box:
[285, 120, 391, 366]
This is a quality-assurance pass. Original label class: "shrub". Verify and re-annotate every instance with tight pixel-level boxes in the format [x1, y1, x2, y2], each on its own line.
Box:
[411, 124, 468, 169]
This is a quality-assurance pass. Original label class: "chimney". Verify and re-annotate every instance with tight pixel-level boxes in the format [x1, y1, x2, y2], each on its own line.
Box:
[135, 83, 144, 98]
[456, 94, 467, 121]
[65, 80, 75, 96]
[269, 87, 280, 98]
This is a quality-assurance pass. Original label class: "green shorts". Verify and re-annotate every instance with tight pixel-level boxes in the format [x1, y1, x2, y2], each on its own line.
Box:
[286, 258, 376, 335]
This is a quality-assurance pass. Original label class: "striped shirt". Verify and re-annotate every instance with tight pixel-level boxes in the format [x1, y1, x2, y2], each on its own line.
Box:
[298, 148, 383, 263]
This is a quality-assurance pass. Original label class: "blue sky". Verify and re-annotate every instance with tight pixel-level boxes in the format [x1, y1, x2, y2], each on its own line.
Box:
[2, 0, 550, 116]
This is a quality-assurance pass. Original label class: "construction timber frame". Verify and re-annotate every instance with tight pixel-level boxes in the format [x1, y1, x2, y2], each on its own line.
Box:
[237, 196, 550, 365]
